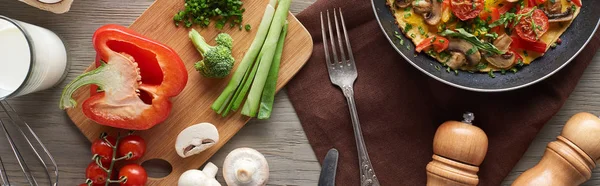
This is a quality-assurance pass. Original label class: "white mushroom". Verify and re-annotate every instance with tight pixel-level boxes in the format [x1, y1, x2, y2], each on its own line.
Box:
[223, 148, 269, 186]
[178, 162, 221, 186]
[175, 123, 219, 158]
[37, 0, 62, 4]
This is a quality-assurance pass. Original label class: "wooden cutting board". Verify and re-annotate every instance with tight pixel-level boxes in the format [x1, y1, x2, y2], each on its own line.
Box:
[65, 0, 313, 185]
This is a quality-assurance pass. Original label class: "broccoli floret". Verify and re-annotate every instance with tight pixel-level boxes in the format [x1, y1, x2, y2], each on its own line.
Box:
[189, 30, 234, 78]
[215, 33, 233, 50]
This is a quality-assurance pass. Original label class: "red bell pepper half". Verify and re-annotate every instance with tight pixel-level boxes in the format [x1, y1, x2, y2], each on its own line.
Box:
[60, 24, 188, 130]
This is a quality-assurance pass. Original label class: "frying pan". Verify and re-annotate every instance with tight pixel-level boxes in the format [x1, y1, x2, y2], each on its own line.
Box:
[371, 0, 600, 92]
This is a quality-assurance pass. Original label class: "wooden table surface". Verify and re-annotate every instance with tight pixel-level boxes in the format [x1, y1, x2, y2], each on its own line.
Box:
[0, 0, 599, 185]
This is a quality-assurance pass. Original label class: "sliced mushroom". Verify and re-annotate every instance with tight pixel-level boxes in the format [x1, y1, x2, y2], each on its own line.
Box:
[412, 0, 442, 25]
[544, 5, 574, 22]
[395, 0, 413, 8]
[447, 38, 481, 66]
[178, 162, 221, 186]
[175, 123, 219, 158]
[544, 0, 562, 14]
[485, 52, 517, 69]
[223, 148, 269, 186]
[484, 34, 516, 69]
[493, 34, 512, 54]
[412, 0, 432, 14]
[446, 52, 467, 69]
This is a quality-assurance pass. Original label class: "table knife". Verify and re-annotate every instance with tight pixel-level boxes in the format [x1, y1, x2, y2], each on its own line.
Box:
[318, 148, 339, 186]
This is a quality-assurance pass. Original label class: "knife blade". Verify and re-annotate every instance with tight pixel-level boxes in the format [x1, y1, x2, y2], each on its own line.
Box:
[318, 148, 339, 186]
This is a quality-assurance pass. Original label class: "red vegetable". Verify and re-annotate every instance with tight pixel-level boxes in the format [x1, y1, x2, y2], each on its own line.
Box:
[511, 35, 548, 54]
[450, 0, 484, 21]
[86, 162, 108, 185]
[498, 2, 514, 14]
[91, 136, 116, 165]
[119, 164, 147, 186]
[415, 35, 449, 53]
[117, 135, 146, 161]
[535, 0, 546, 5]
[527, 0, 537, 7]
[572, 0, 582, 7]
[60, 24, 188, 130]
[515, 8, 549, 42]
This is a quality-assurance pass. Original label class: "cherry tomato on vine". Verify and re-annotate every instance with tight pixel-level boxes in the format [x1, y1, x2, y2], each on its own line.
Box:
[91, 136, 116, 165]
[117, 135, 146, 161]
[515, 8, 549, 42]
[450, 0, 484, 21]
[119, 164, 147, 186]
[86, 162, 108, 185]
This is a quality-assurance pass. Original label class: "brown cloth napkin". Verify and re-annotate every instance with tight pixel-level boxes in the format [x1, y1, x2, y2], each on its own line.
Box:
[287, 0, 600, 185]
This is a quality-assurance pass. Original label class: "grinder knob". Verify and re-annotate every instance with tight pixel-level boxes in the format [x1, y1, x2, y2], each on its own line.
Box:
[512, 112, 600, 186]
[426, 112, 489, 186]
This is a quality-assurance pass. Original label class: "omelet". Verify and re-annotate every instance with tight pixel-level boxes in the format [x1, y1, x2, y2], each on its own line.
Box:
[386, 0, 581, 73]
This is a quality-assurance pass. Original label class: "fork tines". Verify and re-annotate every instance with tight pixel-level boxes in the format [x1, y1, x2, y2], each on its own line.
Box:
[320, 8, 355, 69]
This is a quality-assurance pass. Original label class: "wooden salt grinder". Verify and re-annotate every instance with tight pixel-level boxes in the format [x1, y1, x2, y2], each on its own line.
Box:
[512, 112, 600, 186]
[426, 112, 489, 186]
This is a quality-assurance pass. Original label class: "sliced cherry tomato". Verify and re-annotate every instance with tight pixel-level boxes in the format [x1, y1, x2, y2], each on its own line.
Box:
[450, 0, 484, 21]
[416, 36, 449, 53]
[498, 3, 514, 14]
[91, 136, 116, 165]
[119, 164, 147, 186]
[572, 0, 582, 7]
[511, 35, 548, 53]
[515, 8, 549, 42]
[86, 162, 108, 185]
[117, 135, 146, 161]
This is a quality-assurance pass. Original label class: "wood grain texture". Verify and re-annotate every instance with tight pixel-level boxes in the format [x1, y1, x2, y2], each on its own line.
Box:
[1, 0, 600, 185]
[62, 0, 312, 185]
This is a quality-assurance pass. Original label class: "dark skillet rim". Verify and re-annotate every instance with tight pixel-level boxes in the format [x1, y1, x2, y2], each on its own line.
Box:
[370, 0, 600, 92]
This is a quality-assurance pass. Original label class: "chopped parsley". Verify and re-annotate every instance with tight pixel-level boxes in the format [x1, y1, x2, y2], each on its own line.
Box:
[476, 63, 488, 70]
[466, 47, 478, 55]
[418, 26, 426, 35]
[404, 23, 413, 33]
[488, 71, 496, 78]
[404, 13, 412, 18]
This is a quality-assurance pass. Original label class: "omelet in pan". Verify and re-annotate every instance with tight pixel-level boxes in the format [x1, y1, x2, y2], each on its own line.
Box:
[386, 0, 581, 75]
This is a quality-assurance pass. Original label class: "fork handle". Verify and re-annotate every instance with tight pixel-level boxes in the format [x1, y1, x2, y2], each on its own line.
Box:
[342, 85, 381, 186]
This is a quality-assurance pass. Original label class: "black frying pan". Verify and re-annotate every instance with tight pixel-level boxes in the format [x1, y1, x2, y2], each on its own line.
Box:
[371, 0, 600, 92]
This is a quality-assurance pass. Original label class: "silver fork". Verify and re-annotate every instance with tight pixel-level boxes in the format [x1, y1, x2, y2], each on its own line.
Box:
[321, 9, 380, 186]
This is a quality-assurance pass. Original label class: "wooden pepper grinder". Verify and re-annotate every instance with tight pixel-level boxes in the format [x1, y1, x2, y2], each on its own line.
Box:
[512, 112, 600, 186]
[426, 112, 489, 186]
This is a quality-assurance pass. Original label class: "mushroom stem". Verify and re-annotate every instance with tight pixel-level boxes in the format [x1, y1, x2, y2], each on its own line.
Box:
[203, 162, 219, 178]
[235, 159, 257, 183]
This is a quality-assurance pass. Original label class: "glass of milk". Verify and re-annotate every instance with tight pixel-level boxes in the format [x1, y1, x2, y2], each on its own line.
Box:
[0, 15, 69, 99]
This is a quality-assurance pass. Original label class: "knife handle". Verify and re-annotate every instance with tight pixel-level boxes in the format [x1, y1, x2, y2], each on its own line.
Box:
[512, 112, 600, 186]
[426, 113, 488, 186]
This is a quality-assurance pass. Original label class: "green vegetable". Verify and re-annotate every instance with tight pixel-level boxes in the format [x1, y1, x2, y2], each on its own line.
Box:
[212, 4, 276, 112]
[258, 22, 288, 119]
[242, 0, 292, 117]
[189, 30, 234, 78]
[245, 24, 252, 31]
[439, 28, 503, 54]
[173, 0, 246, 29]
